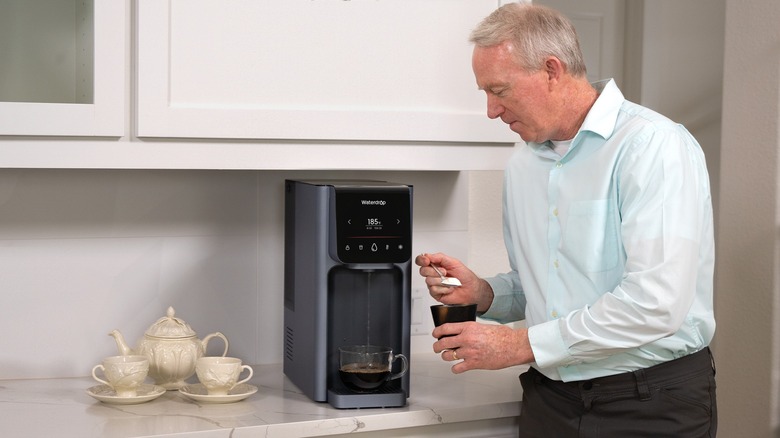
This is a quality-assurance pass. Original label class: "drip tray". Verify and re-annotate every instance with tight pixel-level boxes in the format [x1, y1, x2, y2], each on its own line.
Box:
[327, 387, 407, 409]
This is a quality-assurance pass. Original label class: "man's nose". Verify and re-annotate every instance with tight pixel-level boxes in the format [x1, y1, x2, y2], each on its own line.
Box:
[486, 95, 504, 120]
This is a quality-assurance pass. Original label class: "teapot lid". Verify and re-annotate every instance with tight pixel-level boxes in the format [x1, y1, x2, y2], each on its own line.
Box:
[145, 306, 196, 338]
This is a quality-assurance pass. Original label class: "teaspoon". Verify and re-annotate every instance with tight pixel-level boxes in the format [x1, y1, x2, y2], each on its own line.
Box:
[431, 264, 462, 287]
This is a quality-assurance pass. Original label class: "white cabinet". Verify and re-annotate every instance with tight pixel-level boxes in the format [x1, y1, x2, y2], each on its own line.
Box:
[0, 0, 125, 136]
[136, 0, 516, 144]
[0, 0, 516, 170]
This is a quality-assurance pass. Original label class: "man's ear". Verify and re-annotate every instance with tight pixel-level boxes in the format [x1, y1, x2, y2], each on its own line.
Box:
[545, 56, 564, 83]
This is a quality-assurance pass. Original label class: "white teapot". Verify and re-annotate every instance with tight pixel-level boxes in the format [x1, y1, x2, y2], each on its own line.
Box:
[109, 306, 229, 390]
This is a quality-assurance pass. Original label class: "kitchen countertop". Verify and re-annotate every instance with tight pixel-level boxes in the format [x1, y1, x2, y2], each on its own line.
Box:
[0, 353, 526, 437]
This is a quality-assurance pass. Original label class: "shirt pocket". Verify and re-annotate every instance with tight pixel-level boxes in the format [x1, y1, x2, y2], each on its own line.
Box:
[565, 200, 619, 272]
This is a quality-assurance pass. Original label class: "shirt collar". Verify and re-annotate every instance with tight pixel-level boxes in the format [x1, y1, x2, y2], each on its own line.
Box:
[527, 78, 625, 158]
[579, 78, 625, 140]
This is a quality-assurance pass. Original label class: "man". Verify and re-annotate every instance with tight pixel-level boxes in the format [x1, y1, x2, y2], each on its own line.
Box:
[416, 4, 717, 437]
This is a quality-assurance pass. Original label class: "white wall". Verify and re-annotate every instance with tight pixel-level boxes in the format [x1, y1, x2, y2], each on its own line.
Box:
[468, 171, 510, 278]
[0, 169, 471, 379]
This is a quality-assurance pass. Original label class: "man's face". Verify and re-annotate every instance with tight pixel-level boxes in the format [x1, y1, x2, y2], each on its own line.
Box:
[472, 42, 555, 143]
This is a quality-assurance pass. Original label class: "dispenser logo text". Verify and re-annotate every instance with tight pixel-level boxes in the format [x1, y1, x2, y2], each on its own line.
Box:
[361, 200, 387, 206]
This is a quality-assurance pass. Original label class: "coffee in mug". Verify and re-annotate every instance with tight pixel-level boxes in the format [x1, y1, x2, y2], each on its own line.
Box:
[338, 345, 408, 393]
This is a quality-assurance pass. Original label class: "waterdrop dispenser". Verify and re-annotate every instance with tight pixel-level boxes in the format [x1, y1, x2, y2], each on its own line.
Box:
[283, 179, 412, 409]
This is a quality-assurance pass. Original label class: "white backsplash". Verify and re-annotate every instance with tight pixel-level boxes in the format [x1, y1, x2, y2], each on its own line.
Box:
[0, 169, 480, 379]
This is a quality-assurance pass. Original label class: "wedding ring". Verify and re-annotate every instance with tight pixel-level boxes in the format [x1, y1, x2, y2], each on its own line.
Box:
[452, 349, 458, 361]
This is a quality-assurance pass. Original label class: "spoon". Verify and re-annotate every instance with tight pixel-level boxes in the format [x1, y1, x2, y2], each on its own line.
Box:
[430, 264, 462, 287]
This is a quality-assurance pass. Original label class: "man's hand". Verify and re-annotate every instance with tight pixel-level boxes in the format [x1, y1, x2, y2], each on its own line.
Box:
[415, 252, 494, 313]
[432, 323, 534, 373]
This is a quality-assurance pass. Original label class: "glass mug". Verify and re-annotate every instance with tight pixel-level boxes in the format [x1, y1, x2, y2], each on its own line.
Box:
[338, 345, 408, 393]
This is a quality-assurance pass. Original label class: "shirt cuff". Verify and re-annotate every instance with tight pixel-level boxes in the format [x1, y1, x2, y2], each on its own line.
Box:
[528, 319, 577, 368]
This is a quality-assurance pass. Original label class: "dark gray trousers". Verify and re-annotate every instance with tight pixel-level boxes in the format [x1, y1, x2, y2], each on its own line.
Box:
[517, 348, 717, 437]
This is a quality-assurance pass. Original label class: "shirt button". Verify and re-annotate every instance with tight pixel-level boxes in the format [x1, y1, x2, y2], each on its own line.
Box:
[553, 259, 559, 268]
[552, 208, 558, 216]
[551, 311, 558, 318]
[556, 162, 563, 168]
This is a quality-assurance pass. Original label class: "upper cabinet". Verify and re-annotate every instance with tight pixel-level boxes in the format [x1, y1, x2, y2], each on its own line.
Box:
[0, 1, 517, 170]
[0, 0, 125, 136]
[136, 0, 516, 144]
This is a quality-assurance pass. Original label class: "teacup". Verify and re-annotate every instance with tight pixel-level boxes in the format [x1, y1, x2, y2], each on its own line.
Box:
[195, 356, 253, 396]
[91, 355, 149, 397]
[338, 345, 408, 393]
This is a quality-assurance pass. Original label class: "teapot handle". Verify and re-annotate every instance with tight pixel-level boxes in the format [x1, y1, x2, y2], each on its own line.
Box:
[202, 332, 229, 357]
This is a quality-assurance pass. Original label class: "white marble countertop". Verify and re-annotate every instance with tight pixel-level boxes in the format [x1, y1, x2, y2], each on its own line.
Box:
[0, 353, 526, 438]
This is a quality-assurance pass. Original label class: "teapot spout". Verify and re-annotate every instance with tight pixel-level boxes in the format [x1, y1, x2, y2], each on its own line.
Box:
[108, 329, 134, 356]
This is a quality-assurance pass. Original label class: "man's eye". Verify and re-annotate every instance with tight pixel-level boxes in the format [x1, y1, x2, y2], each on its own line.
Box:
[490, 88, 508, 97]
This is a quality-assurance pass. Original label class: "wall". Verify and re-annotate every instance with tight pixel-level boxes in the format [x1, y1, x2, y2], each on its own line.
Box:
[0, 169, 470, 379]
[717, 1, 780, 436]
[637, 1, 724, 216]
[467, 171, 510, 278]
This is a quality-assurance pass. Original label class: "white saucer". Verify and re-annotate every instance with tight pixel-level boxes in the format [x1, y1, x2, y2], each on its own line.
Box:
[86, 383, 166, 405]
[178, 383, 258, 403]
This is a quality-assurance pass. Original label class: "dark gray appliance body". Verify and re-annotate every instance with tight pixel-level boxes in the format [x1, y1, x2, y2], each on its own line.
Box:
[283, 179, 412, 409]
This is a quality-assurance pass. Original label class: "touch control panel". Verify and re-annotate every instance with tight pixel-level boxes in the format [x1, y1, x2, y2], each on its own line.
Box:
[335, 187, 411, 264]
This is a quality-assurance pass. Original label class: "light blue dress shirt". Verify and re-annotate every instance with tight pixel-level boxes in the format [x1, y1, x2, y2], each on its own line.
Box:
[482, 79, 716, 382]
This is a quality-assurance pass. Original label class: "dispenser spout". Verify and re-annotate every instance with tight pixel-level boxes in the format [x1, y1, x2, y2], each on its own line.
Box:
[345, 263, 393, 271]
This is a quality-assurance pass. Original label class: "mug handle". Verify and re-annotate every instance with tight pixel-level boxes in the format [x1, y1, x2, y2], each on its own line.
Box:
[202, 332, 230, 357]
[91, 364, 110, 386]
[387, 353, 409, 381]
[235, 365, 254, 386]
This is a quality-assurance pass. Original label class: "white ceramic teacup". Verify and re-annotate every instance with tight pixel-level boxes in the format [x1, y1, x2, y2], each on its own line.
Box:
[91, 355, 149, 397]
[195, 356, 253, 396]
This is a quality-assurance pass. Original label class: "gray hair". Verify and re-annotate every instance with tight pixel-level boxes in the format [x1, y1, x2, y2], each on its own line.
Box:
[469, 3, 587, 77]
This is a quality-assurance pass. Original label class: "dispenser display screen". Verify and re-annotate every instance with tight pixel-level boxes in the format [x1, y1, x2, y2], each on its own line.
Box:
[335, 188, 412, 264]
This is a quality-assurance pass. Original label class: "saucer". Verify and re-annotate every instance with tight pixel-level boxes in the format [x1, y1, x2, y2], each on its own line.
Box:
[178, 383, 258, 403]
[86, 383, 166, 405]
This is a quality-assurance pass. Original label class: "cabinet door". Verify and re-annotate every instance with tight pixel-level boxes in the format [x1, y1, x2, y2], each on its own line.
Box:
[136, 0, 516, 144]
[0, 0, 125, 136]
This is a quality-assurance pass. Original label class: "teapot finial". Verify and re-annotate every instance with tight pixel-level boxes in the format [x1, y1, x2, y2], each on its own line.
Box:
[144, 306, 197, 338]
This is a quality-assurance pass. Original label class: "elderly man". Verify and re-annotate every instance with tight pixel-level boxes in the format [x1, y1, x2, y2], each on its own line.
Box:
[417, 4, 717, 437]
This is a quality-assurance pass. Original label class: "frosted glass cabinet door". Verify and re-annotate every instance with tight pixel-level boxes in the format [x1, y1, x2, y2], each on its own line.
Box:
[136, 0, 516, 144]
[0, 0, 125, 136]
